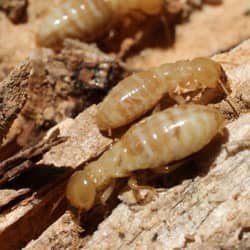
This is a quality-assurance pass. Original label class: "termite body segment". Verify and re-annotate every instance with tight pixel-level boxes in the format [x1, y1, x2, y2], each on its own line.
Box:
[66, 104, 225, 210]
[96, 57, 228, 130]
[36, 0, 164, 48]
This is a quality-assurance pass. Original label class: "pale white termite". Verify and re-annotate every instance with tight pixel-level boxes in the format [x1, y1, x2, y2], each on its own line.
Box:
[66, 104, 225, 210]
[36, 0, 164, 48]
[96, 57, 229, 130]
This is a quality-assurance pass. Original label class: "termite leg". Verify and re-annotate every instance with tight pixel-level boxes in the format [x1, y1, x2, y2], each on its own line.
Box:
[118, 37, 138, 59]
[49, 194, 65, 218]
[218, 79, 239, 118]
[151, 159, 188, 174]
[108, 128, 112, 137]
[70, 209, 82, 250]
[128, 176, 157, 204]
[100, 179, 116, 205]
[160, 14, 172, 42]
[169, 92, 186, 104]
[225, 98, 239, 119]
[152, 103, 161, 113]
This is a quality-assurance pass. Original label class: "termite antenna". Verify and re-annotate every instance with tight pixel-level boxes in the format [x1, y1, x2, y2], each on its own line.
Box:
[218, 79, 239, 118]
[217, 60, 240, 66]
[69, 208, 82, 250]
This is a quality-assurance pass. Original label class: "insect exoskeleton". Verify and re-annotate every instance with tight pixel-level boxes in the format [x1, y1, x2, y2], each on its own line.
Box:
[36, 0, 165, 48]
[66, 104, 225, 210]
[106, 0, 164, 16]
[96, 57, 229, 131]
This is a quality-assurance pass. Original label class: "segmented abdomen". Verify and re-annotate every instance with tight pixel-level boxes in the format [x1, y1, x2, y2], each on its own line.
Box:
[119, 104, 224, 172]
[96, 57, 227, 130]
[96, 68, 169, 130]
[36, 0, 165, 48]
[66, 104, 224, 210]
[36, 0, 113, 48]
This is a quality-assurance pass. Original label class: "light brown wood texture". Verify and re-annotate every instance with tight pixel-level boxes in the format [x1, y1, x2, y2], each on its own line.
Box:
[0, 105, 111, 250]
[0, 1, 249, 249]
[0, 60, 31, 144]
[24, 39, 250, 250]
[0, 0, 249, 80]
[127, 0, 250, 69]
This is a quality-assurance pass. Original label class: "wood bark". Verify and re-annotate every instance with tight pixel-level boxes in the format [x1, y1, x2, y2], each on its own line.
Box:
[0, 61, 31, 144]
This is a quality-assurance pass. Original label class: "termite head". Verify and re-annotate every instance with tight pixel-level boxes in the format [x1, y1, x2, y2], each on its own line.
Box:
[185, 57, 231, 104]
[190, 57, 227, 88]
[66, 170, 96, 211]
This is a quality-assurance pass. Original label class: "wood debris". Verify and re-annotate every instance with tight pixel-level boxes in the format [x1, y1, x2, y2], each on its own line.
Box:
[0, 60, 31, 145]
[40, 105, 112, 168]
[0, 1, 249, 249]
[0, 129, 64, 186]
[81, 114, 250, 250]
[23, 39, 250, 250]
[6, 41, 127, 147]
[0, 188, 30, 208]
[0, 105, 112, 250]
[24, 112, 250, 250]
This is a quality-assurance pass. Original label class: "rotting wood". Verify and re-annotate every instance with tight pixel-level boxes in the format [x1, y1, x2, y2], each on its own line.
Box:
[40, 105, 112, 168]
[0, 2, 249, 250]
[0, 129, 65, 186]
[81, 114, 250, 250]
[0, 188, 30, 208]
[0, 60, 31, 145]
[23, 39, 250, 250]
[23, 113, 250, 250]
[0, 105, 111, 250]
[6, 42, 126, 148]
[212, 39, 250, 120]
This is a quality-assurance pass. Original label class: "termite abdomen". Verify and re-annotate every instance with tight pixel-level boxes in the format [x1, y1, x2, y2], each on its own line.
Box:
[36, 0, 165, 49]
[36, 0, 113, 49]
[96, 57, 229, 130]
[66, 105, 225, 210]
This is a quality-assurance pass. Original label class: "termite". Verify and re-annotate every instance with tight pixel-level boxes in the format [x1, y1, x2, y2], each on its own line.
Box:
[36, 0, 165, 48]
[96, 57, 229, 130]
[66, 104, 225, 210]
